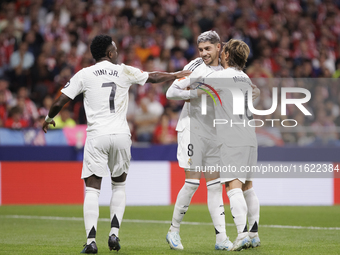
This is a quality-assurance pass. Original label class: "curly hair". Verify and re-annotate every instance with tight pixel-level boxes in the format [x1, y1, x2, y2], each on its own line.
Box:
[90, 35, 113, 61]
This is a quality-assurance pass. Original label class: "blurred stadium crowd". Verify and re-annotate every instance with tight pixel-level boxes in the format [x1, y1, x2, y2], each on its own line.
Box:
[0, 0, 340, 146]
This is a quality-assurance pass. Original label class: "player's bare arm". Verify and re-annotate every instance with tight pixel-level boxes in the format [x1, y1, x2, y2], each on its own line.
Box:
[42, 93, 72, 133]
[147, 70, 191, 83]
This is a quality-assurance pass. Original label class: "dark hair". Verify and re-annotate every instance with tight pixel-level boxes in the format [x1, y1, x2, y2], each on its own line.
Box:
[0, 75, 10, 82]
[90, 35, 112, 61]
[9, 106, 23, 116]
[69, 31, 79, 40]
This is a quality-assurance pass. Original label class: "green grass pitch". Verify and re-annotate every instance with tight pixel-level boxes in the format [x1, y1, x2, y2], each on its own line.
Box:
[0, 205, 339, 254]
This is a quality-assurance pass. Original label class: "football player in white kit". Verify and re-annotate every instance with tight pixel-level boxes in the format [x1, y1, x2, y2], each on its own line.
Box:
[42, 35, 191, 254]
[165, 31, 260, 251]
[166, 31, 230, 250]
[205, 39, 260, 251]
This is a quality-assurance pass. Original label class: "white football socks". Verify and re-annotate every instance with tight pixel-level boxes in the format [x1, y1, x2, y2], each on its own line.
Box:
[207, 179, 227, 243]
[84, 187, 100, 245]
[109, 181, 126, 237]
[227, 188, 248, 236]
[169, 179, 200, 232]
[243, 187, 260, 237]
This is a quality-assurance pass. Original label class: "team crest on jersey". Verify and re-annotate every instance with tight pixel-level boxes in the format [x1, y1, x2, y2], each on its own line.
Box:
[188, 158, 192, 166]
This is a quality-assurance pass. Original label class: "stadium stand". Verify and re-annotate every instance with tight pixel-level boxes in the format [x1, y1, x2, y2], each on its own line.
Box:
[0, 0, 340, 146]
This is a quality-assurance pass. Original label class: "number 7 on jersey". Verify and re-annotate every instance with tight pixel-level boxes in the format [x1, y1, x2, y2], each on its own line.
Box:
[102, 82, 117, 113]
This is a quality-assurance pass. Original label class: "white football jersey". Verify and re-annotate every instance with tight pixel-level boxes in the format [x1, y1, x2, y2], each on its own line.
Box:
[174, 58, 223, 133]
[61, 60, 148, 139]
[205, 67, 257, 147]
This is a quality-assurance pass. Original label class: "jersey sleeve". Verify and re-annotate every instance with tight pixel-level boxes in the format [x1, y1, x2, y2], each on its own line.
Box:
[121, 64, 149, 86]
[166, 81, 198, 100]
[183, 58, 204, 71]
[166, 76, 199, 100]
[173, 76, 191, 89]
[166, 58, 204, 100]
[60, 70, 84, 100]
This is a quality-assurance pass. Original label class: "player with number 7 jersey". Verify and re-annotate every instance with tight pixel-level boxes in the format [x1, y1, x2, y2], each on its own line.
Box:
[61, 62, 148, 140]
[42, 35, 191, 254]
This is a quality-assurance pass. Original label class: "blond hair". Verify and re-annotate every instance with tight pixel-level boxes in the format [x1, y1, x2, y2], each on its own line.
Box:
[222, 39, 250, 70]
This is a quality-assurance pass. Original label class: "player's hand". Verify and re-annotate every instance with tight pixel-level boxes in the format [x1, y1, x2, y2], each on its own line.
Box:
[42, 120, 56, 133]
[196, 85, 215, 97]
[185, 86, 191, 102]
[192, 75, 204, 84]
[251, 84, 260, 101]
[196, 87, 207, 96]
[173, 70, 192, 79]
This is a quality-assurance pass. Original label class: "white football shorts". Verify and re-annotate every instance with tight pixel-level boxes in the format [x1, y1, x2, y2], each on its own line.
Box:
[82, 134, 132, 179]
[177, 128, 221, 171]
[219, 145, 258, 184]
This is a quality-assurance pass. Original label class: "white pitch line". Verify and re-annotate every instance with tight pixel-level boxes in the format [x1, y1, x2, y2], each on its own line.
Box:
[1, 215, 340, 231]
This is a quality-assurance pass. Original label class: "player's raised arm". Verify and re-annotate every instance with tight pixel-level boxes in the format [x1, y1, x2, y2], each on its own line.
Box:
[146, 70, 192, 83]
[42, 93, 71, 133]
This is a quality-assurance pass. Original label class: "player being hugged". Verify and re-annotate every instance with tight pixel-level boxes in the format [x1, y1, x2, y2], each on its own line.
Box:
[42, 35, 191, 254]
[205, 39, 261, 251]
[165, 31, 232, 251]
[166, 31, 260, 251]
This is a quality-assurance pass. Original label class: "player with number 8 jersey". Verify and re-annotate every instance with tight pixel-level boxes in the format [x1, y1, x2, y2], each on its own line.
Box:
[165, 31, 231, 251]
[42, 35, 191, 254]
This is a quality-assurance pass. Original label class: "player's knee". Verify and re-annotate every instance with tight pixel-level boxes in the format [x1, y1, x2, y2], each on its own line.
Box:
[85, 186, 101, 196]
[184, 169, 201, 179]
[85, 175, 102, 189]
[242, 181, 253, 191]
[111, 180, 126, 190]
[206, 179, 221, 191]
[111, 172, 127, 183]
[184, 179, 200, 192]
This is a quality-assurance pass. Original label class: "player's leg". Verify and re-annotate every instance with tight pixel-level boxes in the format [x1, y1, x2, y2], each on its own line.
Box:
[167, 170, 200, 250]
[219, 145, 251, 250]
[204, 172, 232, 250]
[202, 138, 232, 250]
[225, 179, 250, 251]
[107, 134, 132, 251]
[81, 175, 102, 254]
[243, 181, 260, 248]
[170, 170, 201, 233]
[243, 147, 260, 247]
[206, 177, 229, 248]
[109, 173, 127, 238]
[167, 128, 200, 250]
[81, 136, 111, 254]
[108, 173, 127, 252]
